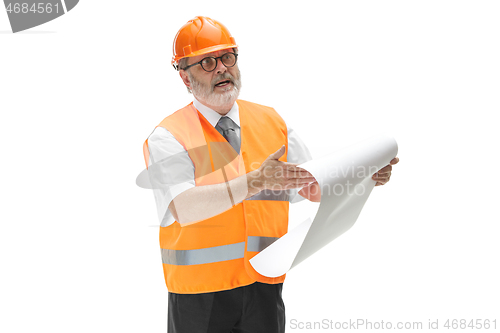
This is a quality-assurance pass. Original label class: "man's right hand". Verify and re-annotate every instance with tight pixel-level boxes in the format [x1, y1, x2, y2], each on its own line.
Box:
[249, 145, 316, 192]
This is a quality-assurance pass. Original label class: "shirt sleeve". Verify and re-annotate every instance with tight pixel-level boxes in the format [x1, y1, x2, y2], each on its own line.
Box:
[287, 126, 313, 203]
[146, 126, 195, 227]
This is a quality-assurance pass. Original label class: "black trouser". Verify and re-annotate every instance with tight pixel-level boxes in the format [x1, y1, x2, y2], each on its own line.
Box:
[168, 282, 285, 333]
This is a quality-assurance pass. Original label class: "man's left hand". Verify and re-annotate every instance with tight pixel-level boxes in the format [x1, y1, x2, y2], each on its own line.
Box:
[372, 157, 399, 186]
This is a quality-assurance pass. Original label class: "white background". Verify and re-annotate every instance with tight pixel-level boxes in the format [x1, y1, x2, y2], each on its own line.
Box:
[1, 1, 499, 332]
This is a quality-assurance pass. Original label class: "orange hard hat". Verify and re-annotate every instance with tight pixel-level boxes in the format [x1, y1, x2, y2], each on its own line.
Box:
[171, 16, 238, 70]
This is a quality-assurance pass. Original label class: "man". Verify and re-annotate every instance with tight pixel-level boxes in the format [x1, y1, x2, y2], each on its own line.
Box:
[143, 16, 398, 333]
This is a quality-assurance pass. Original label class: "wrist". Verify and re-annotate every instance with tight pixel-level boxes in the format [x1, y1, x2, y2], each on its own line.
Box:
[246, 169, 264, 196]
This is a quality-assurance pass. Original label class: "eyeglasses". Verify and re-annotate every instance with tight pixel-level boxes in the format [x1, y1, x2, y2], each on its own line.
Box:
[181, 52, 238, 72]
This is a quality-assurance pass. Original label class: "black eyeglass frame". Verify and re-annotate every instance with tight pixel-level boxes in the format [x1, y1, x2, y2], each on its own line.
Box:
[180, 52, 238, 72]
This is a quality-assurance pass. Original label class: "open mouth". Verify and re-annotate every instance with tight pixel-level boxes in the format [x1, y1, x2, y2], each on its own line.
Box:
[214, 80, 231, 87]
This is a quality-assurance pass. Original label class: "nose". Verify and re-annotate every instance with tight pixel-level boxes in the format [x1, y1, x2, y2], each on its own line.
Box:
[215, 57, 228, 75]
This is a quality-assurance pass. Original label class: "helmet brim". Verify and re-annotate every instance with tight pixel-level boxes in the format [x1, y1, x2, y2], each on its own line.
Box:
[172, 44, 238, 67]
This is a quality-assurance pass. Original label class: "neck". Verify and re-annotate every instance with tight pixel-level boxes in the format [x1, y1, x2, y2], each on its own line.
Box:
[195, 97, 235, 115]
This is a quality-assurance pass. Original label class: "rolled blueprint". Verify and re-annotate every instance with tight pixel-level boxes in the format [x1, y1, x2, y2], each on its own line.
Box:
[250, 135, 398, 277]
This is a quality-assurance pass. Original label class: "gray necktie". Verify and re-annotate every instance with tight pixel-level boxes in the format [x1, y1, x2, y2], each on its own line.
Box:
[215, 116, 241, 154]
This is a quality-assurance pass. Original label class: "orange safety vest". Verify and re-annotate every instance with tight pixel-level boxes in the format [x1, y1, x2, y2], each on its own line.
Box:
[143, 99, 289, 294]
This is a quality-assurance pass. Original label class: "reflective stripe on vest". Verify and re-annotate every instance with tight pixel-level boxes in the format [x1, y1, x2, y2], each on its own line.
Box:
[161, 242, 244, 266]
[246, 189, 289, 201]
[247, 236, 279, 252]
[161, 236, 279, 265]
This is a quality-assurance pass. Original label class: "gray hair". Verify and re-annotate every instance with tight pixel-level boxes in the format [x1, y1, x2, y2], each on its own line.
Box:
[178, 57, 189, 71]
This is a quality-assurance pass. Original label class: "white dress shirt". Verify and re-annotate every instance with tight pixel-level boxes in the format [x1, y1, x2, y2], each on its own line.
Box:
[147, 98, 312, 227]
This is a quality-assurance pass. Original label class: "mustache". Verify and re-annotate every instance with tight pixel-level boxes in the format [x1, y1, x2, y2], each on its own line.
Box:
[211, 72, 235, 87]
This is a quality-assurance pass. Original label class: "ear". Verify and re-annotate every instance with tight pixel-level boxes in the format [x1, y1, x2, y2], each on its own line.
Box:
[179, 70, 191, 90]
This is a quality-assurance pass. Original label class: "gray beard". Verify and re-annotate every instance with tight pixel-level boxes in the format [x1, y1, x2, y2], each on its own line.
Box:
[188, 70, 242, 108]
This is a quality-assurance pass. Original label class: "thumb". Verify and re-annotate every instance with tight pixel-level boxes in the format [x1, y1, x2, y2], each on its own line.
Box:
[268, 145, 286, 160]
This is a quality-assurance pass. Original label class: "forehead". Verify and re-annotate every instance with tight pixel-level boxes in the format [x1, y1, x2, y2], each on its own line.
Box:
[188, 49, 234, 64]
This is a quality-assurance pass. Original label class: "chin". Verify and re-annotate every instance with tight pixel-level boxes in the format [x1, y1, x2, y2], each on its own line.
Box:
[207, 89, 239, 107]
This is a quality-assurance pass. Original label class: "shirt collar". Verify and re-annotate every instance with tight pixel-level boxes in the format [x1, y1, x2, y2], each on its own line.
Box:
[193, 97, 240, 128]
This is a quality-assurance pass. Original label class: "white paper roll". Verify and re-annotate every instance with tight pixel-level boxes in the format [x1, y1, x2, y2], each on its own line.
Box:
[250, 135, 398, 277]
